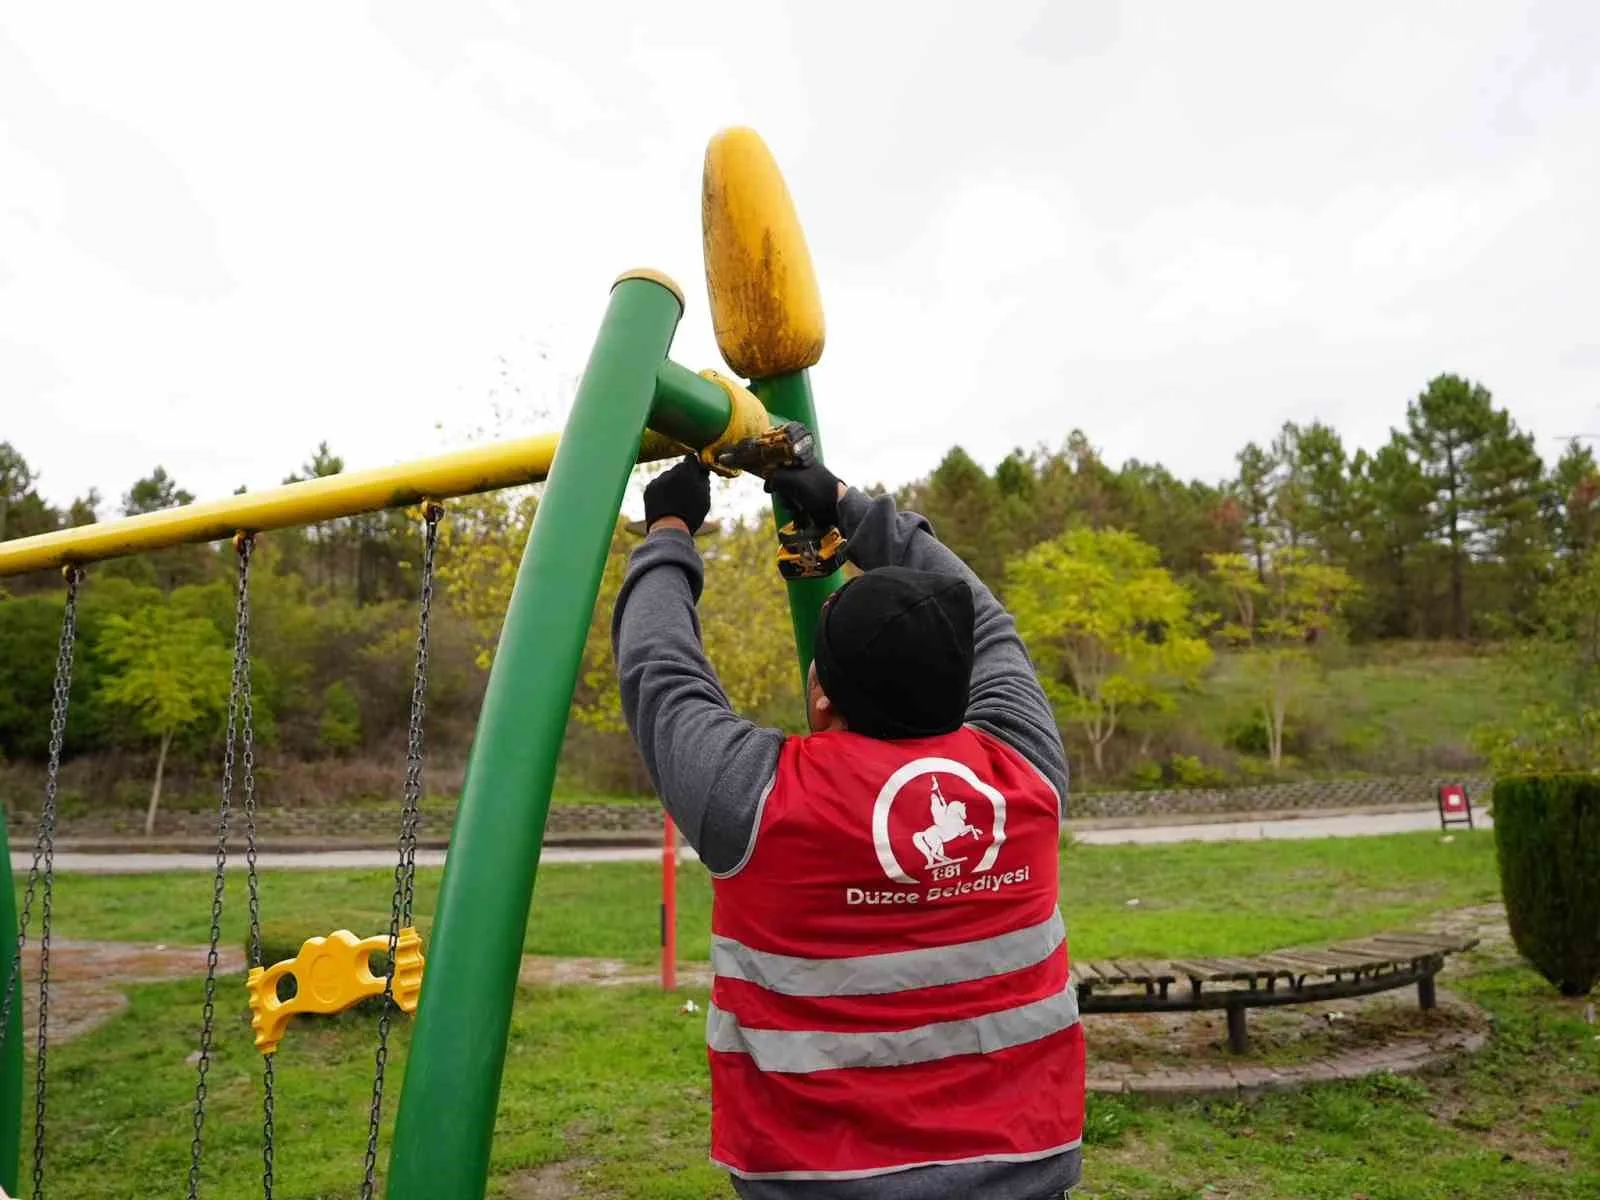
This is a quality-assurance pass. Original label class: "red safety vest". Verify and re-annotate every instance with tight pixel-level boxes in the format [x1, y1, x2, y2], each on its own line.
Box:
[707, 725, 1085, 1182]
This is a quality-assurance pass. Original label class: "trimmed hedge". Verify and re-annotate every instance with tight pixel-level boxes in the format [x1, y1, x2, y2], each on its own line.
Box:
[1492, 774, 1600, 996]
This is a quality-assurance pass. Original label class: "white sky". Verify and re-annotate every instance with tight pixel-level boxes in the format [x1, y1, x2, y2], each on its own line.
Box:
[4, 1, 1599, 523]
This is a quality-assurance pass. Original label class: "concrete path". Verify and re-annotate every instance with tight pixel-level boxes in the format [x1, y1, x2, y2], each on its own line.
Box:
[19, 807, 1488, 875]
[1072, 806, 1490, 846]
[18, 844, 684, 876]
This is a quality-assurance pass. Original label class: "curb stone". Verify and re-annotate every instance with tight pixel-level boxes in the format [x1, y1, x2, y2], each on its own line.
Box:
[1088, 993, 1491, 1100]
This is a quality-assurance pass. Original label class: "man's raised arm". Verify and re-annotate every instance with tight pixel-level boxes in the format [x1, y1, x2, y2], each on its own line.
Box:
[611, 459, 784, 875]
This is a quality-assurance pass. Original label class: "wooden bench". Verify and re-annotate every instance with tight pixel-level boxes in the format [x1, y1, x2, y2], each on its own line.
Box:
[1072, 932, 1478, 1052]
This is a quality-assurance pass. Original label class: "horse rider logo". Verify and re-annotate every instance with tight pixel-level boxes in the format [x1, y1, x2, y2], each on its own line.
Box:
[872, 757, 1007, 885]
[911, 777, 984, 869]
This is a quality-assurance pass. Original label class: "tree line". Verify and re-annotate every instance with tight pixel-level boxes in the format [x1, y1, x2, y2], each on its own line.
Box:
[1, 372, 1596, 818]
[894, 374, 1595, 780]
[897, 374, 1595, 643]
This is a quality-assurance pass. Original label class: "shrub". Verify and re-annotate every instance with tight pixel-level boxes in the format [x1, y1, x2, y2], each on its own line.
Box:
[317, 681, 363, 755]
[1166, 754, 1225, 788]
[1492, 774, 1600, 996]
[1128, 761, 1163, 789]
[1227, 713, 1308, 759]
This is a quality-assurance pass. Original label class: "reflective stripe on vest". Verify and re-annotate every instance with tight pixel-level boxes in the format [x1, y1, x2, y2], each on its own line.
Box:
[711, 911, 1065, 997]
[706, 982, 1080, 1074]
[712, 1138, 1086, 1183]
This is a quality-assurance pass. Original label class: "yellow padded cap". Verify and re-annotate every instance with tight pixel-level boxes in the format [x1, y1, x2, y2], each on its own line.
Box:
[702, 127, 825, 380]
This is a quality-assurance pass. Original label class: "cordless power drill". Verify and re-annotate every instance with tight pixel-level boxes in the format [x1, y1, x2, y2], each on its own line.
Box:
[714, 422, 847, 580]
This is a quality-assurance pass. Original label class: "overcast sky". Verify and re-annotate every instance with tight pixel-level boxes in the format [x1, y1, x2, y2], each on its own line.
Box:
[4, 1, 1598, 523]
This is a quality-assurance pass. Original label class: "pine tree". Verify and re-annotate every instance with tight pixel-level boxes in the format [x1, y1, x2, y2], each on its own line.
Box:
[898, 447, 1005, 582]
[1268, 423, 1308, 551]
[0, 442, 60, 544]
[1234, 441, 1276, 582]
[1468, 411, 1548, 629]
[67, 489, 101, 527]
[1406, 375, 1500, 638]
[1291, 421, 1355, 564]
[121, 466, 195, 515]
[1350, 433, 1435, 638]
[1551, 440, 1600, 559]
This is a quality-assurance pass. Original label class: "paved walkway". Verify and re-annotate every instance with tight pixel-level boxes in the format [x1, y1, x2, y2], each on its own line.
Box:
[1073, 806, 1490, 845]
[15, 845, 673, 875]
[19, 807, 1487, 874]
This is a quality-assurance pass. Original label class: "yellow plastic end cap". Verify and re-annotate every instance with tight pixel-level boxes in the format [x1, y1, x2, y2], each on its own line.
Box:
[695, 368, 774, 476]
[613, 268, 686, 316]
[702, 127, 825, 380]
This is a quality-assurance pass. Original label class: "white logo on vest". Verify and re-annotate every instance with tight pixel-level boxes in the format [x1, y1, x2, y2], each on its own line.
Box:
[845, 758, 1029, 907]
[911, 776, 982, 870]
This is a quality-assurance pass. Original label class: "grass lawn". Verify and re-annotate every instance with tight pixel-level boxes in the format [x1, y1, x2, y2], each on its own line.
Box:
[1181, 645, 1533, 778]
[1080, 965, 1600, 1199]
[15, 829, 1599, 1198]
[41, 830, 1502, 964]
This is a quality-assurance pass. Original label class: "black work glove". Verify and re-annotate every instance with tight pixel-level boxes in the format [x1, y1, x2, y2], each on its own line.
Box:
[764, 462, 844, 529]
[644, 456, 712, 533]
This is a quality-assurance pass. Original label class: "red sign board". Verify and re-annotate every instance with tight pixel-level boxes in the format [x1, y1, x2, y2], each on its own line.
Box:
[1437, 784, 1474, 829]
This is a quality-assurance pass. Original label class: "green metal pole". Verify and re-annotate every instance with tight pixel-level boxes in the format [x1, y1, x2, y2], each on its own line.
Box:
[749, 368, 842, 680]
[652, 361, 732, 447]
[386, 272, 689, 1200]
[0, 819, 18, 1195]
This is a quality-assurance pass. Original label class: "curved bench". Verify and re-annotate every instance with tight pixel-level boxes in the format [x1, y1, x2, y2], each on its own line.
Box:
[1073, 931, 1479, 1052]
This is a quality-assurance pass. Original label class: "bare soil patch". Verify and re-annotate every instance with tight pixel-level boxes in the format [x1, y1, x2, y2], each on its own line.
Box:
[1086, 990, 1486, 1072]
[14, 938, 245, 1045]
[499, 1162, 587, 1199]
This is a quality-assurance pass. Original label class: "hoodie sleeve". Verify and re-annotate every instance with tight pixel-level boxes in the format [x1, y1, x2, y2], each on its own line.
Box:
[610, 527, 786, 874]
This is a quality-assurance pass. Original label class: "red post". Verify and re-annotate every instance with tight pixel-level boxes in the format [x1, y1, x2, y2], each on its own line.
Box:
[661, 815, 678, 990]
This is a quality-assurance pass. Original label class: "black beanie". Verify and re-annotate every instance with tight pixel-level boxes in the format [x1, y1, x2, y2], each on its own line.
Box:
[812, 566, 976, 740]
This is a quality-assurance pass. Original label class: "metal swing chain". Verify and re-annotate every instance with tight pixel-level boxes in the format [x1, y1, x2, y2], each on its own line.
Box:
[188, 536, 258, 1200]
[0, 566, 81, 1198]
[237, 539, 275, 1199]
[361, 502, 441, 1200]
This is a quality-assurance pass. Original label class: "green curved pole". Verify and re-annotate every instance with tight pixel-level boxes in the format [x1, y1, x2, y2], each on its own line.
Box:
[750, 369, 842, 680]
[386, 273, 716, 1199]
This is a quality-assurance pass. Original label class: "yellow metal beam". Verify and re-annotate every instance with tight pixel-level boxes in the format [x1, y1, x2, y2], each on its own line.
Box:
[0, 430, 687, 579]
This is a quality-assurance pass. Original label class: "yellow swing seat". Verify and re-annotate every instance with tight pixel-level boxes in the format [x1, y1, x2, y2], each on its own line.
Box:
[246, 926, 425, 1055]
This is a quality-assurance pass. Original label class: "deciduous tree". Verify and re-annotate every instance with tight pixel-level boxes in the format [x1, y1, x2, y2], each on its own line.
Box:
[1474, 544, 1600, 773]
[97, 606, 233, 834]
[1007, 528, 1211, 775]
[1209, 549, 1357, 769]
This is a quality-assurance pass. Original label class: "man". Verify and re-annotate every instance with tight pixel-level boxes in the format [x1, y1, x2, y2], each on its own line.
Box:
[612, 452, 1084, 1199]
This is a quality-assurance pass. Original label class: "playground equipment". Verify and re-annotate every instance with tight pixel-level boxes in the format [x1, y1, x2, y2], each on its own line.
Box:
[0, 127, 837, 1198]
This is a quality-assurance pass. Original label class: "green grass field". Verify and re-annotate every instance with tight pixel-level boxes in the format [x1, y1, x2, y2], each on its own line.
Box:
[1180, 644, 1530, 780]
[43, 831, 1501, 963]
[13, 830, 1599, 1199]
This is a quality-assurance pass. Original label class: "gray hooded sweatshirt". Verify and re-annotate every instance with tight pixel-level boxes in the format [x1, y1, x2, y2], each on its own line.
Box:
[612, 487, 1079, 1200]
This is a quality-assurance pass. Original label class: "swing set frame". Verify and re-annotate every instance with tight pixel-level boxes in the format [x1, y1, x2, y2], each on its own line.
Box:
[0, 127, 836, 1199]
